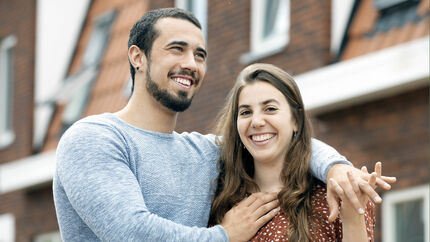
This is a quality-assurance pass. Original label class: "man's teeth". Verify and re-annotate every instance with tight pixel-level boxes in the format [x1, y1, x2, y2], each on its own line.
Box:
[173, 78, 191, 86]
[252, 134, 275, 142]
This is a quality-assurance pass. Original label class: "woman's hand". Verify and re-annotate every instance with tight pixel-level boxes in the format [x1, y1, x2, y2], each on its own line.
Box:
[330, 169, 377, 242]
[326, 161, 396, 221]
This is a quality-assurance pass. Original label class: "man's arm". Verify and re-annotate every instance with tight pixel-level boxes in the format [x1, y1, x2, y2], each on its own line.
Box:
[309, 138, 352, 182]
[309, 139, 396, 221]
[55, 122, 228, 241]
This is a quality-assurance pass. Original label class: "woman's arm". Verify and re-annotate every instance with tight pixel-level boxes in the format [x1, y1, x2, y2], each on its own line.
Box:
[330, 170, 377, 242]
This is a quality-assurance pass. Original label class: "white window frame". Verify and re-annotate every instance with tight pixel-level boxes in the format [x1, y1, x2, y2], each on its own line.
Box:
[0, 35, 17, 148]
[175, 0, 208, 39]
[382, 184, 429, 242]
[62, 10, 116, 128]
[33, 231, 62, 242]
[0, 213, 15, 242]
[241, 0, 290, 63]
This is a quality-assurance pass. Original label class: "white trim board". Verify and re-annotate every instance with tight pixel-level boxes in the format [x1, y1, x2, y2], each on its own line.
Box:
[382, 184, 429, 242]
[0, 151, 56, 194]
[296, 36, 429, 115]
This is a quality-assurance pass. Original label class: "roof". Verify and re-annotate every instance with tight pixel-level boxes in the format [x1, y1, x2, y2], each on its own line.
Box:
[42, 0, 150, 151]
[341, 0, 429, 60]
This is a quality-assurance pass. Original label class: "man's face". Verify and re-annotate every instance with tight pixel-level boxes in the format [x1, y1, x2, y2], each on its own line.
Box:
[145, 17, 207, 112]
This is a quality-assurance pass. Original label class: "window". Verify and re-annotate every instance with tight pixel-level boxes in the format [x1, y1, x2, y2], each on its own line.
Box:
[241, 0, 290, 63]
[0, 35, 17, 148]
[383, 184, 429, 242]
[0, 213, 15, 242]
[61, 10, 116, 130]
[33, 231, 61, 242]
[369, 0, 421, 37]
[175, 0, 208, 39]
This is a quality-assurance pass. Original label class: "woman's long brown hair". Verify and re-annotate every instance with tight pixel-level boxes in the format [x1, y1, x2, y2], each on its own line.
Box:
[210, 63, 315, 241]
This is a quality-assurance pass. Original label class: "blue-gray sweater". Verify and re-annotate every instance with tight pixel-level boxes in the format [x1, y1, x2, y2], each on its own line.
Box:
[53, 113, 350, 241]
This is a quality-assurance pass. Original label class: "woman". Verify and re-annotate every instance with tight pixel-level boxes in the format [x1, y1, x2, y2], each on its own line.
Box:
[210, 63, 375, 241]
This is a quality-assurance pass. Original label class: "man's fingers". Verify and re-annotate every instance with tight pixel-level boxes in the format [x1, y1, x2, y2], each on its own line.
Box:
[369, 172, 377, 187]
[361, 166, 369, 174]
[343, 185, 365, 214]
[359, 174, 382, 204]
[331, 178, 364, 214]
[347, 171, 360, 194]
[326, 189, 340, 222]
[238, 193, 258, 207]
[375, 162, 382, 177]
[252, 199, 279, 220]
[255, 206, 280, 228]
[375, 176, 396, 190]
[248, 192, 277, 211]
[381, 176, 397, 183]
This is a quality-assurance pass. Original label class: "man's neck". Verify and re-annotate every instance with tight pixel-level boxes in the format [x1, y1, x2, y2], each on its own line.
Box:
[115, 89, 178, 134]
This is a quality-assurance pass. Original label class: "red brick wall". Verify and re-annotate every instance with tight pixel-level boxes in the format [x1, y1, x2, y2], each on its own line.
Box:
[0, 0, 36, 164]
[175, 0, 333, 133]
[0, 186, 59, 242]
[313, 87, 430, 241]
[0, 1, 59, 241]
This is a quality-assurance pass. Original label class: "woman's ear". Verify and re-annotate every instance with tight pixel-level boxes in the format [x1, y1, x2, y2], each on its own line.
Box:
[128, 45, 147, 72]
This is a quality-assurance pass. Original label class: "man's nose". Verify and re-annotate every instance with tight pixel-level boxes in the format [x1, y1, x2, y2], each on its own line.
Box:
[180, 51, 198, 72]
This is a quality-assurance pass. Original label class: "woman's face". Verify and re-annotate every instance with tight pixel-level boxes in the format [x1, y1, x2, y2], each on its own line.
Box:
[237, 81, 297, 165]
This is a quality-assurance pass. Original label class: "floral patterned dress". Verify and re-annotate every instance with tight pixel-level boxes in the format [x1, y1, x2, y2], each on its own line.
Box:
[251, 181, 375, 242]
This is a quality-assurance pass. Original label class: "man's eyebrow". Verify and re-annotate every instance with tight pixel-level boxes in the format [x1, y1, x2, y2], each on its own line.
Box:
[166, 41, 188, 47]
[197, 47, 207, 57]
[166, 41, 207, 57]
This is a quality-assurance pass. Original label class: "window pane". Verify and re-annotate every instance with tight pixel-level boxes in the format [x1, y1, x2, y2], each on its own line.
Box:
[263, 0, 280, 38]
[395, 198, 424, 242]
[5, 47, 13, 131]
[0, 42, 14, 134]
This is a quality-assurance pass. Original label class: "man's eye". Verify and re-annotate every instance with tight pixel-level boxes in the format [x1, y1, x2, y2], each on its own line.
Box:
[195, 52, 206, 59]
[171, 46, 183, 51]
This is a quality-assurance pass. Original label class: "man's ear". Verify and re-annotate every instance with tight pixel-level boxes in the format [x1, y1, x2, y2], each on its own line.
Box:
[128, 45, 147, 71]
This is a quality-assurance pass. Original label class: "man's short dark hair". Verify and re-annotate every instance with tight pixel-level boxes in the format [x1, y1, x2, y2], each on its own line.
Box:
[128, 8, 201, 93]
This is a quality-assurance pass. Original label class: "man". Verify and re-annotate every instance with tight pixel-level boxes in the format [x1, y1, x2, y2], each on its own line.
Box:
[53, 8, 394, 241]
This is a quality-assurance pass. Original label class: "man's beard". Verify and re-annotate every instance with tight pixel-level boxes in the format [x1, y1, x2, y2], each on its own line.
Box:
[145, 64, 196, 112]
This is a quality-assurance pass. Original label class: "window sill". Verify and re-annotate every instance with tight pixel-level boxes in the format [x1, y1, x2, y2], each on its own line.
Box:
[0, 131, 15, 149]
[239, 45, 285, 65]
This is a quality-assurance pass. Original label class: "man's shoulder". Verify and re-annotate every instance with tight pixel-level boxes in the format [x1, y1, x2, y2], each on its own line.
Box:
[178, 131, 217, 144]
[58, 113, 125, 146]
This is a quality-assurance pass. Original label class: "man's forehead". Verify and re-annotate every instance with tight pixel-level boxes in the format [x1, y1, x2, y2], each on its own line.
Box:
[155, 18, 203, 39]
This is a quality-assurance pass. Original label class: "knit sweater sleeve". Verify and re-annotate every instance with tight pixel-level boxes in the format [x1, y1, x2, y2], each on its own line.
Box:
[54, 122, 228, 242]
[309, 138, 352, 183]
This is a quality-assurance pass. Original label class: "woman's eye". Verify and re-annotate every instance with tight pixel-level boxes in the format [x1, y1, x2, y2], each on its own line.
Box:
[239, 110, 251, 116]
[265, 107, 278, 112]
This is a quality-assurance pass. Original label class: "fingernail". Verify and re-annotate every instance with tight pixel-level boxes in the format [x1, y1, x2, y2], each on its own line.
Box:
[273, 207, 280, 214]
[374, 196, 382, 203]
[358, 208, 364, 214]
[385, 184, 391, 189]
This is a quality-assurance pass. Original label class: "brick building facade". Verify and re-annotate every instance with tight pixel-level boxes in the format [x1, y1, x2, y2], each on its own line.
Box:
[0, 0, 59, 241]
[0, 0, 428, 241]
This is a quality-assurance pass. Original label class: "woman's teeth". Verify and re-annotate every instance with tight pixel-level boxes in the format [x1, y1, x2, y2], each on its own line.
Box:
[251, 133, 275, 142]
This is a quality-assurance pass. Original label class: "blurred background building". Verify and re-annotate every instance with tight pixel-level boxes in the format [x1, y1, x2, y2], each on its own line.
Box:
[0, 0, 428, 241]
